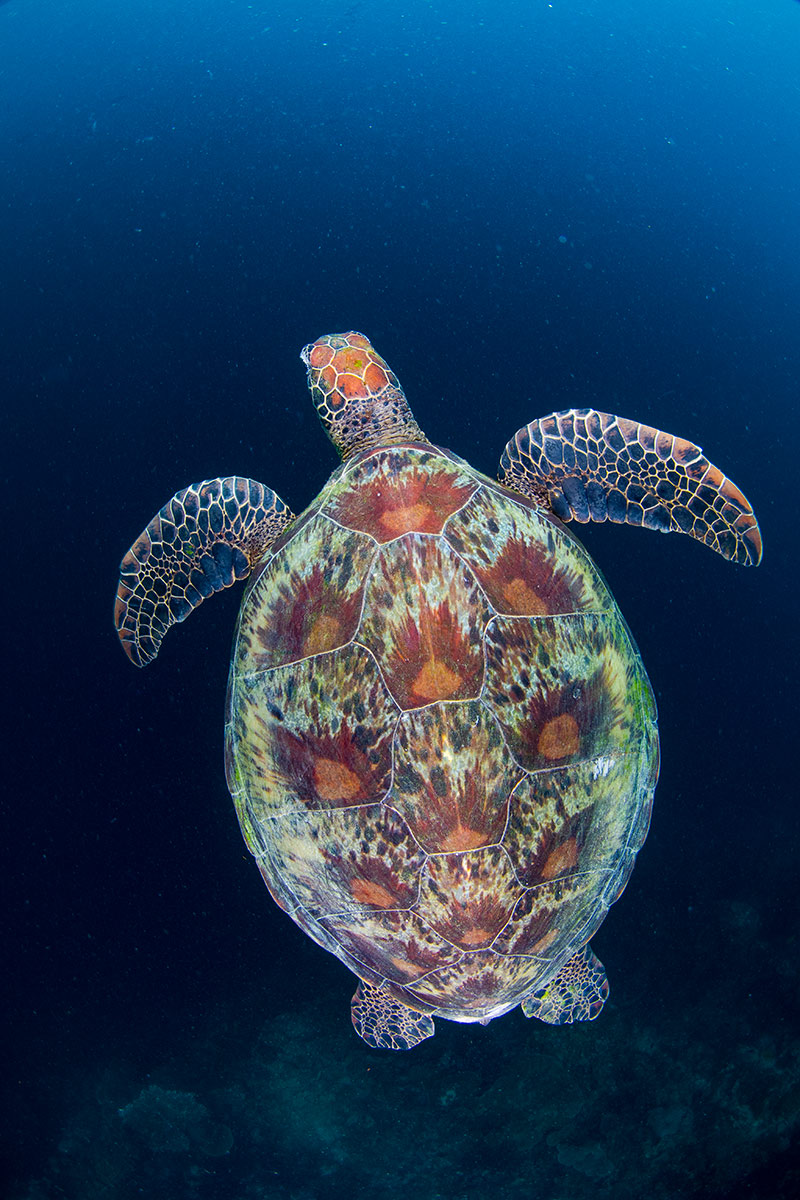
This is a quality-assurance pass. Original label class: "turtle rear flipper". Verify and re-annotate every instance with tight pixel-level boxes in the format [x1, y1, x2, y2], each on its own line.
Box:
[115, 476, 294, 667]
[351, 980, 435, 1050]
[500, 408, 762, 566]
[522, 945, 609, 1025]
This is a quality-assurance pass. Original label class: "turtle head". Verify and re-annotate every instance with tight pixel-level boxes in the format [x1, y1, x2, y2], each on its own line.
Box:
[301, 331, 428, 461]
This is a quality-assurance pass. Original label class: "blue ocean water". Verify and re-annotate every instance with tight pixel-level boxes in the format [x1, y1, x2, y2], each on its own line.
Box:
[2, 1, 798, 1196]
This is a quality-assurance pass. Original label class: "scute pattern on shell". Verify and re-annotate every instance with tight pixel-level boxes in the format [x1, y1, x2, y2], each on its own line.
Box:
[225, 445, 658, 1023]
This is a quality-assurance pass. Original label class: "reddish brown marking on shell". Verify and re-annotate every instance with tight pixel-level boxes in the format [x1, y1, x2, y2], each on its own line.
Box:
[303, 614, 343, 657]
[404, 950, 538, 1014]
[360, 535, 489, 709]
[538, 713, 581, 760]
[412, 658, 463, 702]
[502, 576, 549, 615]
[440, 827, 486, 852]
[418, 848, 520, 951]
[484, 614, 628, 772]
[254, 563, 364, 667]
[391, 703, 517, 854]
[313, 757, 362, 801]
[350, 878, 397, 908]
[257, 805, 424, 923]
[444, 485, 612, 617]
[542, 837, 579, 880]
[502, 755, 651, 893]
[229, 645, 396, 820]
[326, 450, 476, 543]
[236, 519, 376, 672]
[269, 719, 384, 808]
[319, 907, 464, 985]
[490, 880, 588, 960]
[341, 851, 416, 911]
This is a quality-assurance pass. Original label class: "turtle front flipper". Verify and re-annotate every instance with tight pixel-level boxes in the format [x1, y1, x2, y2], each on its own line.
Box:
[115, 477, 294, 667]
[500, 408, 762, 566]
[351, 980, 435, 1050]
[522, 945, 609, 1025]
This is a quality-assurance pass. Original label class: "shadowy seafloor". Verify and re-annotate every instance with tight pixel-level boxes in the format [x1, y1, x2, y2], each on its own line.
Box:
[11, 887, 800, 1199]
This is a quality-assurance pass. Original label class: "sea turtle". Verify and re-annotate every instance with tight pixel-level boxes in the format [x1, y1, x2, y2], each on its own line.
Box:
[115, 331, 761, 1050]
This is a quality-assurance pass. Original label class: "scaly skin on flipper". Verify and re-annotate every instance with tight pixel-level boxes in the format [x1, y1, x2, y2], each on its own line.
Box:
[351, 980, 435, 1050]
[521, 944, 609, 1024]
[115, 476, 294, 666]
[500, 408, 762, 566]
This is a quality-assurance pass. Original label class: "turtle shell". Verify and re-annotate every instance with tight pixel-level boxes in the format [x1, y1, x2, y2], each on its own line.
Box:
[224, 444, 658, 1024]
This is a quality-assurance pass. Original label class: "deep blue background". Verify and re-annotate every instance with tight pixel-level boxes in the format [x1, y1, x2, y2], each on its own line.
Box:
[2, 2, 798, 1197]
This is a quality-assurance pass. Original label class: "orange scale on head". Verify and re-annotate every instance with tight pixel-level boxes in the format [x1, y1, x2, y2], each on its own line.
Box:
[337, 347, 367, 372]
[364, 362, 389, 392]
[328, 389, 345, 411]
[308, 344, 334, 368]
[340, 372, 369, 398]
[320, 364, 337, 390]
[346, 332, 373, 350]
